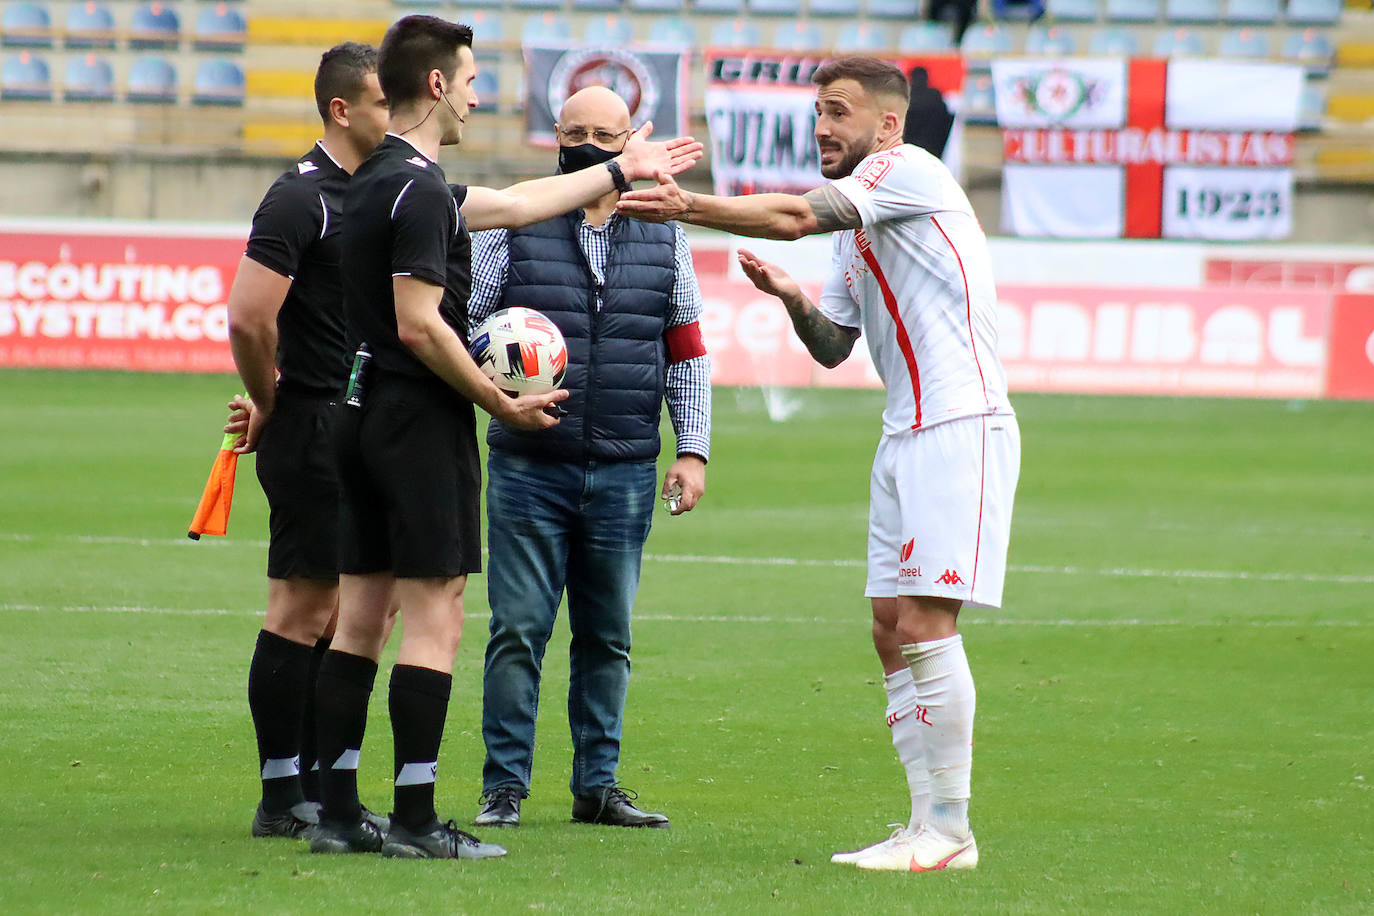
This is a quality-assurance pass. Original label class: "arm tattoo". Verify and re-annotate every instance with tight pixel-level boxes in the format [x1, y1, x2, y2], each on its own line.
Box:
[803, 185, 863, 233]
[788, 295, 858, 368]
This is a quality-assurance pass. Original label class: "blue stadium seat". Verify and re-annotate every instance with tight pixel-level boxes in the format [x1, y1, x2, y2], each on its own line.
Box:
[1104, 0, 1159, 20]
[1045, 0, 1099, 21]
[693, 0, 745, 12]
[1165, 0, 1220, 22]
[647, 16, 695, 43]
[473, 68, 499, 110]
[468, 10, 505, 48]
[1, 49, 51, 98]
[868, 0, 921, 16]
[66, 2, 116, 50]
[808, 0, 860, 15]
[1286, 0, 1341, 24]
[898, 22, 955, 51]
[1225, 0, 1278, 21]
[1152, 26, 1206, 55]
[127, 54, 175, 102]
[960, 22, 1012, 55]
[2, 2, 54, 48]
[572, 0, 624, 11]
[750, 0, 802, 13]
[193, 3, 246, 52]
[1281, 28, 1334, 70]
[708, 18, 760, 45]
[192, 58, 243, 105]
[522, 12, 572, 43]
[64, 51, 113, 101]
[773, 20, 824, 49]
[631, 0, 686, 10]
[1297, 78, 1325, 129]
[992, 0, 1047, 20]
[1024, 23, 1077, 53]
[130, 2, 180, 50]
[1088, 24, 1139, 53]
[1217, 26, 1270, 57]
[835, 21, 891, 50]
[961, 74, 996, 125]
[585, 14, 634, 43]
[513, 0, 564, 10]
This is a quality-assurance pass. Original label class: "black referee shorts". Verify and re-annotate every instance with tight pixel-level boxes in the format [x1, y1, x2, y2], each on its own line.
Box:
[337, 371, 483, 579]
[254, 387, 341, 580]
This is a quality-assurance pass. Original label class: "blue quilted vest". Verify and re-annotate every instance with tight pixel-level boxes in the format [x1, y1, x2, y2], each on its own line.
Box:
[487, 212, 675, 461]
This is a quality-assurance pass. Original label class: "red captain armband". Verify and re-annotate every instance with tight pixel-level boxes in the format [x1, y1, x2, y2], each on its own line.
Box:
[664, 321, 707, 364]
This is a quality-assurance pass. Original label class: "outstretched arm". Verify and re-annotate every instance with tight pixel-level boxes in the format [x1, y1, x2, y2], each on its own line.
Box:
[616, 173, 863, 240]
[737, 249, 859, 368]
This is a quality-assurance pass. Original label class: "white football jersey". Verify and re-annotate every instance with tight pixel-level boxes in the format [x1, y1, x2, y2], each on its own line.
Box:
[819, 144, 1013, 437]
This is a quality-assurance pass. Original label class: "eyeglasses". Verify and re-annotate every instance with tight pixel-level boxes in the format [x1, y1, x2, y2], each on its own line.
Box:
[557, 127, 631, 145]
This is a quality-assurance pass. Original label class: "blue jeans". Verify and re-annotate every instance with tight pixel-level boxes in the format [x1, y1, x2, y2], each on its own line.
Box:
[481, 449, 657, 796]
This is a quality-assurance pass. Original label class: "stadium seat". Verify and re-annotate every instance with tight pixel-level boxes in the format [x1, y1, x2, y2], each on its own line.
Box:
[868, 0, 921, 16]
[1225, 0, 1279, 22]
[749, 0, 802, 14]
[1281, 28, 1334, 72]
[1217, 26, 1270, 57]
[647, 16, 695, 43]
[835, 22, 891, 50]
[1, 2, 53, 48]
[898, 22, 955, 52]
[522, 12, 572, 43]
[65, 2, 116, 50]
[192, 58, 244, 105]
[0, 49, 51, 98]
[960, 22, 1012, 55]
[773, 20, 824, 49]
[1104, 0, 1159, 20]
[693, 0, 746, 12]
[572, 0, 624, 11]
[1045, 0, 1099, 21]
[473, 68, 499, 110]
[1285, 0, 1341, 24]
[992, 0, 1047, 20]
[193, 3, 246, 52]
[64, 51, 113, 101]
[129, 2, 180, 50]
[1088, 24, 1139, 53]
[1024, 23, 1077, 53]
[708, 18, 761, 46]
[585, 14, 634, 44]
[1152, 26, 1206, 55]
[961, 73, 996, 125]
[808, 0, 860, 15]
[631, 0, 686, 10]
[126, 54, 175, 103]
[1298, 78, 1325, 129]
[1165, 0, 1220, 21]
[513, 0, 564, 10]
[468, 10, 504, 47]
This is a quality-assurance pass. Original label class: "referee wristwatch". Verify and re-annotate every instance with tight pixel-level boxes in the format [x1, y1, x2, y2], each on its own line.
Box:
[605, 160, 633, 193]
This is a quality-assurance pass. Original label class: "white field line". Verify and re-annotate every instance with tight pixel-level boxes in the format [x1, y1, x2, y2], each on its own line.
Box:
[0, 602, 1368, 628]
[4, 532, 1374, 586]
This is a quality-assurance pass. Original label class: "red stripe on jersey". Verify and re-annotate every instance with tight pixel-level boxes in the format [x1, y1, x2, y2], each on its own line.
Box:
[931, 216, 989, 409]
[858, 241, 922, 429]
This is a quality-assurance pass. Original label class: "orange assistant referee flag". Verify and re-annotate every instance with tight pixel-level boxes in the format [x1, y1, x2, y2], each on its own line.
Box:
[187, 430, 239, 540]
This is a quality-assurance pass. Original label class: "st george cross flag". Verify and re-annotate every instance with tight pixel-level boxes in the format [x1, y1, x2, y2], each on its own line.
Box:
[993, 58, 1304, 240]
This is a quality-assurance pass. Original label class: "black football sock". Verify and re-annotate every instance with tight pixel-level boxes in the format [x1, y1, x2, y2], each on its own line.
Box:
[247, 629, 312, 813]
[389, 664, 452, 833]
[314, 649, 378, 825]
[297, 636, 331, 804]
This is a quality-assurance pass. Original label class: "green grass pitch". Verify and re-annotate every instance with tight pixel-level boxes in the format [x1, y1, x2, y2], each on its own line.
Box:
[1, 369, 1371, 914]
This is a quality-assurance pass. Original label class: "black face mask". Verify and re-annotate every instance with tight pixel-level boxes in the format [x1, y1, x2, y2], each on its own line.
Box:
[558, 142, 620, 175]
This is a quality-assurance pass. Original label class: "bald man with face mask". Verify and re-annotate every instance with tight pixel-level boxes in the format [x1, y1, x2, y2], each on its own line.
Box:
[468, 87, 712, 830]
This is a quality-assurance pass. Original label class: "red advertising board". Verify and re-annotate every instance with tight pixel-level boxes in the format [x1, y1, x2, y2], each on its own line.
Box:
[0, 223, 243, 372]
[1324, 294, 1374, 400]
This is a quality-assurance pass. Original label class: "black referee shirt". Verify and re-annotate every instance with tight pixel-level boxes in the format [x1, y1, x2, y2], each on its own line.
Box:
[342, 134, 472, 380]
[243, 142, 351, 393]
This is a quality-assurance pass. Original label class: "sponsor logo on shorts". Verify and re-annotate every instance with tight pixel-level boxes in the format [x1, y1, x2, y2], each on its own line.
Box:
[936, 569, 965, 586]
[899, 538, 915, 563]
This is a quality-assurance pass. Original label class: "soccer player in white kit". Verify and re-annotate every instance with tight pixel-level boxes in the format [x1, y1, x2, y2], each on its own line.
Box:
[618, 57, 1019, 872]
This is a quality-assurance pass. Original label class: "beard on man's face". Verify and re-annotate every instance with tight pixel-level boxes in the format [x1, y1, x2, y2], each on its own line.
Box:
[818, 132, 875, 180]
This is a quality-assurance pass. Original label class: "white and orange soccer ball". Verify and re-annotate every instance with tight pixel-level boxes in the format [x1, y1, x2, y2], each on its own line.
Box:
[469, 307, 568, 396]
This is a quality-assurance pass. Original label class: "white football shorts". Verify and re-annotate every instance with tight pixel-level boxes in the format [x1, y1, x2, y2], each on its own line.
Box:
[865, 412, 1021, 608]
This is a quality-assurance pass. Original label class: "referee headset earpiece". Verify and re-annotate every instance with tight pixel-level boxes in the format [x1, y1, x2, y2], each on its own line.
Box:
[435, 76, 464, 123]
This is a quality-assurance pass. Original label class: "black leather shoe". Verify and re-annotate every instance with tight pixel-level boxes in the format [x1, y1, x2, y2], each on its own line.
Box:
[571, 787, 670, 828]
[475, 785, 524, 827]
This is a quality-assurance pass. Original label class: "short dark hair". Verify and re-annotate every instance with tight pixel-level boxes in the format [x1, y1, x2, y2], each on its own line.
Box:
[378, 15, 474, 110]
[314, 42, 377, 123]
[812, 57, 909, 111]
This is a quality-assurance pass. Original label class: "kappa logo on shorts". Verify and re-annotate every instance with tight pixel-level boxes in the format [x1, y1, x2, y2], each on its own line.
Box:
[899, 538, 915, 563]
[936, 569, 964, 586]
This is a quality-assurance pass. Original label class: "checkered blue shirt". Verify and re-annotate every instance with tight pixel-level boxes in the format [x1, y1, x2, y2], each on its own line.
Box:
[468, 216, 712, 461]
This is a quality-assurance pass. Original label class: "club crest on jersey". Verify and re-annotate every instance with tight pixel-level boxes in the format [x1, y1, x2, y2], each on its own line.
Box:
[297, 161, 318, 174]
[854, 155, 894, 191]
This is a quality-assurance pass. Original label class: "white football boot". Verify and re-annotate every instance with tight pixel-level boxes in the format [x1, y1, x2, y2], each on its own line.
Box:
[830, 825, 907, 866]
[854, 824, 979, 872]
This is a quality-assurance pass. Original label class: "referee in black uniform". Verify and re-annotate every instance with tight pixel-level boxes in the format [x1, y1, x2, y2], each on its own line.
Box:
[308, 15, 703, 859]
[225, 43, 391, 840]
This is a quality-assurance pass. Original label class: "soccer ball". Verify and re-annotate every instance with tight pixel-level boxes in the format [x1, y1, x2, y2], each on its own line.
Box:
[469, 307, 568, 396]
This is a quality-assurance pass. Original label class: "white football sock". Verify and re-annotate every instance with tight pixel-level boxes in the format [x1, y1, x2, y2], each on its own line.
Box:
[883, 667, 931, 832]
[902, 634, 976, 839]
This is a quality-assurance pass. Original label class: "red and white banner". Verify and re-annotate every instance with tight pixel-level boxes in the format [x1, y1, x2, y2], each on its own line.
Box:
[994, 58, 1303, 240]
[523, 44, 689, 147]
[703, 51, 966, 196]
[0, 220, 242, 372]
